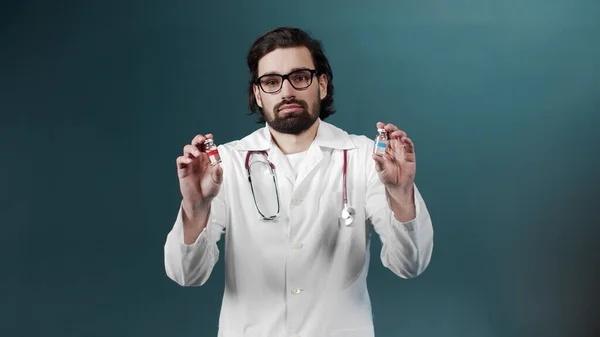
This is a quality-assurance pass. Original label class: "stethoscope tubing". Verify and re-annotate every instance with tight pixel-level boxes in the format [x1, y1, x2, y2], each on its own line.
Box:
[245, 149, 354, 225]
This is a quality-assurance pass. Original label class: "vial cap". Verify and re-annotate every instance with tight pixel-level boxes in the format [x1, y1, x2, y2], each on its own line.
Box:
[204, 138, 214, 144]
[377, 128, 386, 133]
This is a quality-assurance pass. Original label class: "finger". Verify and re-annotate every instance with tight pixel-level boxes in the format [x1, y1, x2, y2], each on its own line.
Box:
[191, 133, 213, 147]
[376, 121, 385, 129]
[183, 144, 201, 157]
[389, 130, 406, 150]
[176, 155, 193, 169]
[402, 136, 415, 153]
[384, 123, 399, 133]
[389, 130, 407, 140]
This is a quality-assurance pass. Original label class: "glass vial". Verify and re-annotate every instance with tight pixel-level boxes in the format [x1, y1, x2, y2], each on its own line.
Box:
[203, 138, 222, 166]
[373, 128, 388, 156]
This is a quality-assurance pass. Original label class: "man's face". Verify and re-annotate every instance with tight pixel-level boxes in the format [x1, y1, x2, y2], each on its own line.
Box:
[253, 46, 328, 135]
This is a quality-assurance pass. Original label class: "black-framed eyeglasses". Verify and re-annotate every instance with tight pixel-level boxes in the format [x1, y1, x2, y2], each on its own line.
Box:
[254, 69, 318, 93]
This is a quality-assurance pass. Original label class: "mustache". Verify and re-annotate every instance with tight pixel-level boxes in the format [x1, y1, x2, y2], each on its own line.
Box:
[274, 98, 309, 112]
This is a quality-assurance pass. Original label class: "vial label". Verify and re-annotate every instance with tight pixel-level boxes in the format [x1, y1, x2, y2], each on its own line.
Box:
[206, 148, 221, 166]
[373, 140, 387, 155]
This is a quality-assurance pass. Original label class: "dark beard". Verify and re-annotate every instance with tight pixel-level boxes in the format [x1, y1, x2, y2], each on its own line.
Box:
[266, 98, 320, 135]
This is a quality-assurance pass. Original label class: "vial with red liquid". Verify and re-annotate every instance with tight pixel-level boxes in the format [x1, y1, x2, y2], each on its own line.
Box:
[373, 128, 388, 156]
[203, 138, 222, 166]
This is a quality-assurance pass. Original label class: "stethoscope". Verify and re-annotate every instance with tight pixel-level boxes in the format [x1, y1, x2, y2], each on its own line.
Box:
[245, 149, 355, 226]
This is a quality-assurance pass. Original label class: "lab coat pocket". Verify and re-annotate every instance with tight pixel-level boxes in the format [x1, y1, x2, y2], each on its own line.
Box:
[329, 327, 374, 337]
[318, 190, 348, 243]
[319, 188, 368, 288]
[319, 190, 344, 222]
[312, 190, 345, 256]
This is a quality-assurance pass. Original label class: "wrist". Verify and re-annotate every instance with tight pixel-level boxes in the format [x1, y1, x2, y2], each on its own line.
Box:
[386, 185, 416, 222]
[386, 184, 414, 205]
[182, 198, 212, 219]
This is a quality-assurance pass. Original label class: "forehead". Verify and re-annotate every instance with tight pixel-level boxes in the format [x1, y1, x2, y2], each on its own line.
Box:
[257, 46, 315, 75]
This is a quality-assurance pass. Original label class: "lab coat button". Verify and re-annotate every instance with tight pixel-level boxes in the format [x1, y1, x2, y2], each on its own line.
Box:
[291, 199, 302, 206]
[291, 288, 302, 295]
[292, 242, 303, 250]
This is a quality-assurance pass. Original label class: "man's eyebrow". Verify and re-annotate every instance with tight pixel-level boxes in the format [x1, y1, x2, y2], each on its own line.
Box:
[259, 67, 311, 77]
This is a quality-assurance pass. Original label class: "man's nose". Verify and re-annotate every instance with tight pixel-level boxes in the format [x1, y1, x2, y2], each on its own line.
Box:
[279, 78, 296, 99]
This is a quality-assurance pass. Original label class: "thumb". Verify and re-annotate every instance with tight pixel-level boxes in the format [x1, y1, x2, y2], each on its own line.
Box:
[372, 154, 385, 173]
[211, 164, 224, 185]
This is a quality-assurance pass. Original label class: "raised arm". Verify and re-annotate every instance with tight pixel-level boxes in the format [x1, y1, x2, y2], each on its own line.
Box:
[366, 121, 434, 278]
[164, 133, 228, 286]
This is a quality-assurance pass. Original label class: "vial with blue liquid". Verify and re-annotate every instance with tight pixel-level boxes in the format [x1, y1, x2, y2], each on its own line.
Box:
[373, 128, 388, 156]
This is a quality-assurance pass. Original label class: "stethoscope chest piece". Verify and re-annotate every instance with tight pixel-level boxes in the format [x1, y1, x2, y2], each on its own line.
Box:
[341, 204, 355, 226]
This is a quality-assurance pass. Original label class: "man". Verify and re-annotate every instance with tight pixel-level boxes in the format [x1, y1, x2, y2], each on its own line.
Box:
[164, 27, 434, 337]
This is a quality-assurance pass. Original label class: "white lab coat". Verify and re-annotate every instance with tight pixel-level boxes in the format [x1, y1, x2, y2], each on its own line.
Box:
[164, 119, 434, 337]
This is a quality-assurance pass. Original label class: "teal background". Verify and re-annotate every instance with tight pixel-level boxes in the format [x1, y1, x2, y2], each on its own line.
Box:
[2, 0, 599, 336]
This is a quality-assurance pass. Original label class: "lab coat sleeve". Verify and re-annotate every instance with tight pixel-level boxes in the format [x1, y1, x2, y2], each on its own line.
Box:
[365, 160, 434, 279]
[164, 185, 228, 287]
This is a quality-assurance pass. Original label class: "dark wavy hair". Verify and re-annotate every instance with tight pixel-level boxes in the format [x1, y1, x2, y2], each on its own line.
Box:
[246, 27, 336, 123]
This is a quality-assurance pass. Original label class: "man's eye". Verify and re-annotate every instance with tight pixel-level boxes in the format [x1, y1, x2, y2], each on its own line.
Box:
[262, 78, 280, 86]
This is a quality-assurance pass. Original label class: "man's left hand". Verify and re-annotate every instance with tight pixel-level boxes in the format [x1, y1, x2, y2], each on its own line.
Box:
[372, 121, 416, 198]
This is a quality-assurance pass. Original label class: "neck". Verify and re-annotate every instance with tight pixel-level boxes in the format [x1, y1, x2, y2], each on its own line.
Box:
[269, 119, 320, 155]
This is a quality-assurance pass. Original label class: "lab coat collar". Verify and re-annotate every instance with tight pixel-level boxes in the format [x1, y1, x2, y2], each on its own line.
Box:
[233, 118, 356, 152]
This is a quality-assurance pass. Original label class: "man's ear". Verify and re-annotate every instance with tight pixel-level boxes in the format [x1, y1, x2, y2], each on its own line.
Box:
[318, 74, 328, 99]
[253, 84, 263, 108]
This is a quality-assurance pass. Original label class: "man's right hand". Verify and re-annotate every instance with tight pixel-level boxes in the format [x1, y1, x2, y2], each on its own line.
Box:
[176, 133, 224, 217]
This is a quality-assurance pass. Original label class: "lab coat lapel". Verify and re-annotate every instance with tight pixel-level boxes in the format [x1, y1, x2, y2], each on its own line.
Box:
[267, 144, 296, 186]
[234, 120, 355, 189]
[294, 120, 356, 189]
[235, 123, 296, 185]
[293, 141, 324, 190]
